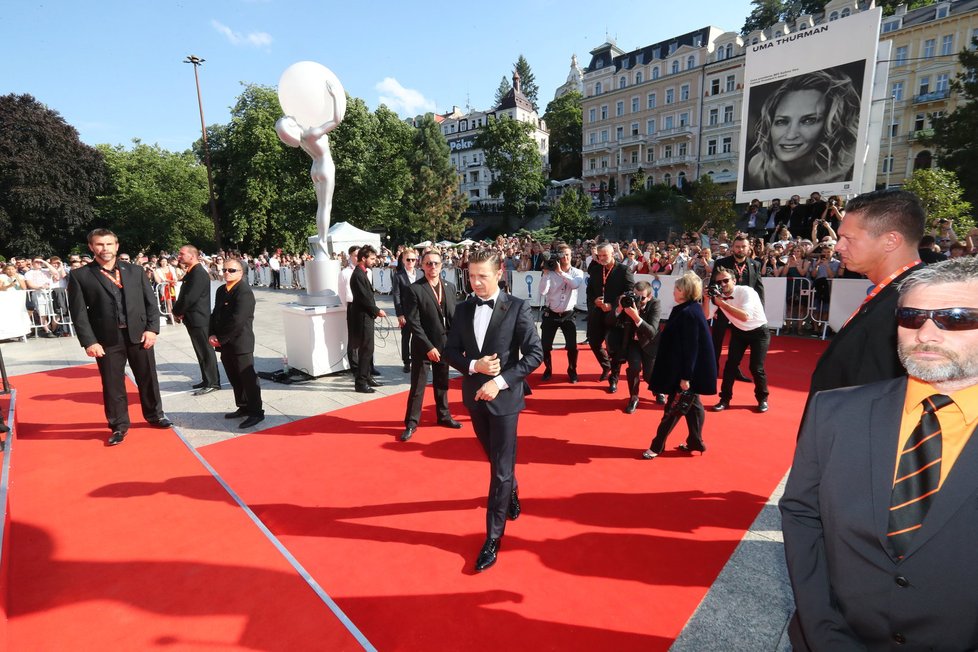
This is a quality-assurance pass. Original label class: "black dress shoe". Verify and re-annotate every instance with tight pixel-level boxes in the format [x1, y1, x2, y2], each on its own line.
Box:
[568, 370, 578, 384]
[437, 418, 462, 429]
[402, 363, 411, 373]
[599, 369, 610, 381]
[507, 491, 521, 520]
[193, 386, 219, 396]
[148, 417, 174, 428]
[678, 442, 707, 455]
[655, 393, 667, 405]
[625, 396, 639, 414]
[400, 426, 416, 442]
[239, 414, 265, 429]
[608, 380, 618, 394]
[224, 408, 248, 419]
[712, 401, 729, 412]
[475, 537, 499, 572]
[355, 385, 376, 394]
[107, 430, 127, 446]
[757, 401, 769, 413]
[735, 371, 752, 382]
[370, 367, 382, 377]
[192, 382, 207, 389]
[366, 377, 381, 388]
[541, 368, 552, 381]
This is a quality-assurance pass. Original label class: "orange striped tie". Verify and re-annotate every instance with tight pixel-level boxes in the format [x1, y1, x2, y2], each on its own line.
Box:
[888, 394, 953, 559]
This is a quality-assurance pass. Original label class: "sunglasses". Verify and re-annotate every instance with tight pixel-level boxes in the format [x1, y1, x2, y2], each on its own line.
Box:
[221, 268, 241, 274]
[423, 261, 442, 267]
[405, 258, 418, 262]
[896, 307, 978, 331]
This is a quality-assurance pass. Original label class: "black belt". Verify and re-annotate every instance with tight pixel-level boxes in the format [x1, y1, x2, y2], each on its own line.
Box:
[545, 308, 574, 318]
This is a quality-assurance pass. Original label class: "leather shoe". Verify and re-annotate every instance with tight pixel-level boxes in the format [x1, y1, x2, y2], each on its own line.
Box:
[599, 369, 610, 381]
[107, 430, 127, 446]
[757, 401, 769, 413]
[541, 368, 552, 381]
[191, 382, 207, 389]
[148, 417, 174, 428]
[366, 377, 381, 388]
[355, 385, 376, 394]
[735, 370, 752, 382]
[625, 396, 639, 414]
[193, 386, 219, 396]
[608, 380, 618, 394]
[400, 426, 416, 442]
[655, 393, 667, 405]
[437, 418, 462, 429]
[568, 370, 578, 384]
[239, 414, 265, 429]
[402, 363, 411, 373]
[475, 537, 499, 572]
[508, 491, 521, 520]
[370, 367, 382, 377]
[224, 409, 247, 419]
[712, 401, 729, 412]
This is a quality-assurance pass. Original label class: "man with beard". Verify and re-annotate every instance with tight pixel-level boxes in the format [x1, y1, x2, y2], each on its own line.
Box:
[586, 242, 634, 392]
[173, 245, 220, 395]
[781, 257, 978, 650]
[709, 234, 764, 376]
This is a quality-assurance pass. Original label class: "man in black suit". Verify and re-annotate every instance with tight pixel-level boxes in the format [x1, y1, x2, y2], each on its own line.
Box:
[808, 190, 926, 400]
[586, 242, 634, 393]
[67, 228, 172, 446]
[400, 250, 461, 441]
[709, 233, 765, 375]
[349, 244, 386, 394]
[781, 257, 978, 650]
[445, 249, 543, 572]
[392, 249, 421, 374]
[208, 258, 263, 429]
[610, 280, 660, 414]
[173, 245, 220, 395]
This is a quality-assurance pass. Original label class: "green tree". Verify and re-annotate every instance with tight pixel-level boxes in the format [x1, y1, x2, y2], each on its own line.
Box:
[741, 0, 824, 35]
[493, 75, 512, 108]
[878, 0, 935, 16]
[902, 168, 974, 237]
[548, 189, 598, 242]
[362, 105, 414, 232]
[330, 96, 376, 232]
[476, 117, 546, 218]
[630, 167, 647, 193]
[0, 93, 106, 255]
[542, 90, 583, 180]
[681, 176, 738, 233]
[404, 115, 470, 242]
[96, 141, 212, 253]
[930, 36, 978, 209]
[514, 55, 540, 111]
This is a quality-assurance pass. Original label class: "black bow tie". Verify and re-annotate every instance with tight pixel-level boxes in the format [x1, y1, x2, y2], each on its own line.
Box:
[475, 297, 495, 308]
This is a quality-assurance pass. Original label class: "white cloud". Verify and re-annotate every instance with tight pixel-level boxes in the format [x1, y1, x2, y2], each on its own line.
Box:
[375, 77, 436, 116]
[211, 20, 272, 48]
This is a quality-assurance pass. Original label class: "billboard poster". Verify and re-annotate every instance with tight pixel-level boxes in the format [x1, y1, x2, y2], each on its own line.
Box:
[737, 8, 882, 202]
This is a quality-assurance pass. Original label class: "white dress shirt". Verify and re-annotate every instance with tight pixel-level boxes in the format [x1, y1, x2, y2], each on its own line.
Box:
[706, 285, 767, 331]
[540, 267, 584, 313]
[468, 289, 509, 390]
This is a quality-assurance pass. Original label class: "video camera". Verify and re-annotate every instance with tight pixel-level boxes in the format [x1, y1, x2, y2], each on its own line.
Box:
[706, 283, 723, 299]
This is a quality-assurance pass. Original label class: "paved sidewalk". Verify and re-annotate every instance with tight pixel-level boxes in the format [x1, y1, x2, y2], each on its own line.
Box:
[1, 286, 795, 650]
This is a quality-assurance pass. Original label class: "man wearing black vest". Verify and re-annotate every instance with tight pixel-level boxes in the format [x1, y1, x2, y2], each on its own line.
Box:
[709, 233, 765, 377]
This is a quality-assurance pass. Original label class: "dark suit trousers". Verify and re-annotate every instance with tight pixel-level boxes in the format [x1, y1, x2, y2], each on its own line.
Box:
[541, 310, 578, 373]
[95, 338, 164, 432]
[650, 393, 705, 453]
[586, 308, 613, 371]
[719, 325, 769, 403]
[354, 321, 375, 388]
[711, 311, 730, 367]
[622, 343, 656, 399]
[186, 324, 220, 388]
[404, 358, 451, 427]
[346, 306, 359, 369]
[469, 405, 518, 540]
[221, 351, 263, 415]
[400, 325, 412, 365]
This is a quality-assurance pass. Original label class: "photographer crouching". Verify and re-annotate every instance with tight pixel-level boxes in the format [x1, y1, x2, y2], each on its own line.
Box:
[539, 243, 585, 383]
[610, 281, 661, 413]
[703, 266, 770, 413]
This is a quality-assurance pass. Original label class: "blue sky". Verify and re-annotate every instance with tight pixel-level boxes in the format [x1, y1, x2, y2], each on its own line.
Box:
[2, 0, 753, 152]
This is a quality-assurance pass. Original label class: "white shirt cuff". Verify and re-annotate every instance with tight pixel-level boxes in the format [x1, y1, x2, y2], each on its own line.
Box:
[493, 375, 509, 391]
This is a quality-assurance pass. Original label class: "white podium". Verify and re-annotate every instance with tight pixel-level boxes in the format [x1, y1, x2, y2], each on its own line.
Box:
[281, 303, 350, 377]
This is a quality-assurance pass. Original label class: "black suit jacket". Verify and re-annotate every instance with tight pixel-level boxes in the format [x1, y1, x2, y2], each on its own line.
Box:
[445, 293, 543, 416]
[172, 263, 211, 327]
[710, 254, 765, 304]
[403, 278, 456, 356]
[615, 298, 661, 358]
[649, 300, 717, 396]
[209, 281, 256, 355]
[781, 376, 978, 650]
[808, 264, 922, 396]
[585, 261, 634, 310]
[392, 268, 419, 318]
[67, 261, 160, 348]
[348, 266, 380, 345]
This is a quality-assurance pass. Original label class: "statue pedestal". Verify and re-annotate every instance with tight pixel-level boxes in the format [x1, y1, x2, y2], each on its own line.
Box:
[281, 303, 350, 377]
[299, 258, 340, 307]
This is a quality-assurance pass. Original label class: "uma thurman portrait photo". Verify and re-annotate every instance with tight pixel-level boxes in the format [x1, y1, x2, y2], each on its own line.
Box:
[742, 60, 864, 192]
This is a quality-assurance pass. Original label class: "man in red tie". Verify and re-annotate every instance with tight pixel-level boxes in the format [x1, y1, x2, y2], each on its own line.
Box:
[781, 256, 978, 650]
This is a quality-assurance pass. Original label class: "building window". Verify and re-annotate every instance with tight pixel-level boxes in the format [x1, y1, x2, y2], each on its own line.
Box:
[647, 150, 654, 163]
[841, 8, 850, 17]
[709, 108, 719, 125]
[895, 45, 908, 66]
[914, 113, 926, 131]
[882, 155, 894, 173]
[937, 73, 950, 93]
[671, 60, 679, 74]
[589, 132, 597, 145]
[619, 76, 627, 89]
[601, 129, 609, 142]
[616, 126, 624, 141]
[722, 137, 732, 153]
[679, 112, 689, 127]
[726, 75, 736, 92]
[678, 142, 687, 156]
[717, 46, 726, 61]
[941, 35, 954, 56]
[708, 139, 717, 155]
[937, 5, 949, 18]
[923, 38, 936, 59]
[723, 105, 734, 123]
[595, 81, 603, 94]
[652, 67, 659, 80]
[829, 11, 839, 20]
[601, 158, 608, 169]
[636, 71, 643, 83]
[725, 44, 733, 58]
[710, 78, 720, 95]
[631, 97, 639, 112]
[666, 89, 675, 104]
[589, 158, 596, 170]
[891, 81, 904, 101]
[882, 20, 899, 34]
[664, 172, 672, 186]
[919, 76, 930, 95]
[664, 115, 674, 130]
[616, 101, 624, 116]
[647, 118, 656, 134]
[680, 84, 690, 101]
[631, 151, 639, 164]
[588, 108, 596, 123]
[648, 92, 657, 109]
[631, 122, 639, 136]
[775, 31, 783, 38]
[686, 55, 695, 69]
[669, 43, 677, 55]
[890, 120, 900, 138]
[664, 145, 673, 158]
[973, 29, 978, 49]
[601, 105, 608, 120]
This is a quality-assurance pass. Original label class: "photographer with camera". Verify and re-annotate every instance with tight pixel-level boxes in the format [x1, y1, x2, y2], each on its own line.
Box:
[704, 266, 770, 413]
[709, 234, 764, 376]
[539, 243, 585, 383]
[610, 281, 661, 414]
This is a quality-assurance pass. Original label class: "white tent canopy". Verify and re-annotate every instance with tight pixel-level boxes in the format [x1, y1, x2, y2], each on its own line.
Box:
[414, 240, 433, 248]
[328, 221, 381, 255]
[436, 240, 456, 248]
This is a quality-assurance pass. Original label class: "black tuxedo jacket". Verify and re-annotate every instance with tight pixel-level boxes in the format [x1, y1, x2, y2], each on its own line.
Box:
[348, 266, 380, 344]
[782, 376, 978, 650]
[67, 261, 160, 348]
[710, 255, 765, 304]
[403, 278, 456, 356]
[445, 293, 543, 416]
[172, 263, 211, 328]
[392, 268, 418, 318]
[616, 298, 661, 356]
[209, 281, 256, 354]
[585, 261, 634, 308]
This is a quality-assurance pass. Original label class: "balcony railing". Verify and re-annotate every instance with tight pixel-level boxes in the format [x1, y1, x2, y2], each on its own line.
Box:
[700, 152, 737, 163]
[912, 89, 950, 104]
[907, 128, 935, 142]
[657, 125, 695, 139]
[583, 141, 613, 153]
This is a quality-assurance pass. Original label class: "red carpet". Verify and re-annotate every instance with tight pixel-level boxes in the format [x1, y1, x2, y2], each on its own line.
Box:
[4, 366, 364, 651]
[201, 335, 828, 651]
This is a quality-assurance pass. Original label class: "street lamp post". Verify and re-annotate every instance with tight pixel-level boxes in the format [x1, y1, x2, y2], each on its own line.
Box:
[184, 55, 222, 248]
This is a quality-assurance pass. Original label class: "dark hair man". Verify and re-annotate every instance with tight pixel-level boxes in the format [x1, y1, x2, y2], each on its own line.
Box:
[586, 242, 634, 393]
[393, 248, 421, 373]
[445, 249, 543, 572]
[400, 250, 460, 441]
[349, 244, 386, 393]
[174, 244, 220, 395]
[67, 228, 172, 446]
[539, 243, 585, 383]
[611, 280, 661, 414]
[781, 256, 978, 649]
[709, 233, 765, 378]
[208, 258, 263, 429]
[704, 265, 770, 412]
[808, 189, 926, 398]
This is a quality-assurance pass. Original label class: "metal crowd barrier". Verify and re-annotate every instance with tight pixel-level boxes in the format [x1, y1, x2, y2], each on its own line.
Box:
[24, 288, 74, 338]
